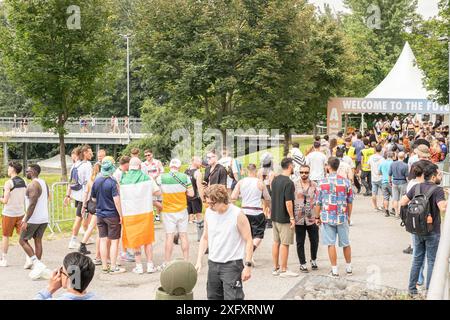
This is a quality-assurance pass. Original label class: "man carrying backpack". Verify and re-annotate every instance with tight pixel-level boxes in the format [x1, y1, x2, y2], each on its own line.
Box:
[65, 145, 93, 250]
[400, 162, 447, 296]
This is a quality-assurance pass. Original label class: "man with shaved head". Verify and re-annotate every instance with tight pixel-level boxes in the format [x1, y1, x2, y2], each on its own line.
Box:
[389, 151, 409, 218]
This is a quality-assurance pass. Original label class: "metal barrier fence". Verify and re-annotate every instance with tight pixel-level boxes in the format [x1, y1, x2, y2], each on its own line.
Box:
[49, 182, 76, 233]
[0, 182, 75, 234]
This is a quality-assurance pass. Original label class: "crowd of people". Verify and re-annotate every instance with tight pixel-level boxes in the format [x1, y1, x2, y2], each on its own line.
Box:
[0, 114, 448, 299]
[79, 116, 131, 134]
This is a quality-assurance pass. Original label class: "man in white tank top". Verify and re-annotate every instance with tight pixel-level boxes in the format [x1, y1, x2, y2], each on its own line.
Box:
[231, 164, 271, 259]
[195, 185, 254, 300]
[19, 164, 51, 281]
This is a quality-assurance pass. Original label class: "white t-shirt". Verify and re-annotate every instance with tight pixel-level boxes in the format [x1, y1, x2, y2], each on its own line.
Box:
[218, 156, 238, 189]
[305, 151, 327, 181]
[367, 154, 384, 182]
[70, 161, 93, 202]
[337, 160, 353, 180]
[343, 155, 355, 169]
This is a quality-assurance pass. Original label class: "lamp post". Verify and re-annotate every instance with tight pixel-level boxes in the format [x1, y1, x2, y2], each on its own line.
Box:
[120, 33, 132, 142]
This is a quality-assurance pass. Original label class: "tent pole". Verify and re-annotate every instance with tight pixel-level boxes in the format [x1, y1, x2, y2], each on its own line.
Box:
[361, 113, 364, 133]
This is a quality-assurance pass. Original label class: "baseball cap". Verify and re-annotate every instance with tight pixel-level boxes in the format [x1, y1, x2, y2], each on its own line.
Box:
[169, 158, 182, 168]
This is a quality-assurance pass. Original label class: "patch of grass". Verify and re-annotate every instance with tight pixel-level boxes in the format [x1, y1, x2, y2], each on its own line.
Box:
[237, 135, 313, 167]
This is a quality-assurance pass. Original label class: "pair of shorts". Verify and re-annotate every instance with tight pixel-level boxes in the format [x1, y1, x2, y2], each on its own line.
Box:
[97, 215, 121, 240]
[392, 183, 407, 201]
[75, 200, 83, 218]
[321, 222, 350, 247]
[20, 223, 47, 241]
[2, 215, 24, 237]
[162, 210, 189, 233]
[246, 213, 266, 239]
[381, 183, 392, 201]
[187, 198, 203, 215]
[372, 181, 382, 195]
[273, 222, 294, 245]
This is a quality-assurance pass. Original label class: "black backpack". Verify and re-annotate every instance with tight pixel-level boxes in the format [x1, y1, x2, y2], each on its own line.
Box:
[401, 184, 437, 236]
[10, 176, 26, 191]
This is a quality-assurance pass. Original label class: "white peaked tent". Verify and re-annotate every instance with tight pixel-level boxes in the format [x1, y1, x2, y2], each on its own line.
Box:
[37, 154, 72, 172]
[366, 42, 434, 100]
[326, 41, 448, 136]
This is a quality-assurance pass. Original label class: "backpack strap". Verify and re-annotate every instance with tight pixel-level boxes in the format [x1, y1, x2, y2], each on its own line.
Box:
[169, 171, 189, 190]
[414, 183, 422, 198]
[424, 184, 438, 200]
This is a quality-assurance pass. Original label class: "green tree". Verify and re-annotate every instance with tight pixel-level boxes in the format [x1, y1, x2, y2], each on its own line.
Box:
[342, 0, 421, 95]
[0, 0, 116, 179]
[408, 0, 449, 105]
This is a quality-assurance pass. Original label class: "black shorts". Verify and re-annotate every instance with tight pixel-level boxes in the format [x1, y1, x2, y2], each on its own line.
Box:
[97, 215, 121, 240]
[20, 223, 47, 241]
[187, 198, 203, 215]
[75, 200, 83, 218]
[246, 213, 266, 239]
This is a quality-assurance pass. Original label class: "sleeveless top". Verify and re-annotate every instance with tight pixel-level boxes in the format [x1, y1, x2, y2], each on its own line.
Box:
[206, 204, 245, 263]
[240, 177, 263, 216]
[25, 178, 49, 224]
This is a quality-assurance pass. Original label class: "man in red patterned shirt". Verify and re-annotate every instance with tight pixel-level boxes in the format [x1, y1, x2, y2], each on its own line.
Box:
[315, 157, 353, 278]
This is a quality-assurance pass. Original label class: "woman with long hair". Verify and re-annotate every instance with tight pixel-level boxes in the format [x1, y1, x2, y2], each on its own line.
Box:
[78, 163, 102, 263]
[329, 138, 338, 157]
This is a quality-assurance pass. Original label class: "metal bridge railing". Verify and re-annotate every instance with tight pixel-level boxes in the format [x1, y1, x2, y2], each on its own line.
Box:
[0, 117, 143, 135]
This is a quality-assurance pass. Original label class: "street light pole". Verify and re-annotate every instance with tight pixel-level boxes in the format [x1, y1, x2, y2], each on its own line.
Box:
[120, 33, 132, 143]
[126, 35, 130, 119]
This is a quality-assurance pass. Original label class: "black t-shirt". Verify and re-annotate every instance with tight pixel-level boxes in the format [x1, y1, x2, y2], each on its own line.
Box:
[406, 181, 445, 234]
[270, 175, 295, 224]
[204, 164, 227, 187]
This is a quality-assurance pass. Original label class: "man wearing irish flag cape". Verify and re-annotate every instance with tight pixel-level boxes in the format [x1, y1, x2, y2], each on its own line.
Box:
[119, 157, 161, 274]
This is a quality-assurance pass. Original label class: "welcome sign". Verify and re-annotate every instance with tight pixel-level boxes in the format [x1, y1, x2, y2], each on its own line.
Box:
[327, 97, 449, 135]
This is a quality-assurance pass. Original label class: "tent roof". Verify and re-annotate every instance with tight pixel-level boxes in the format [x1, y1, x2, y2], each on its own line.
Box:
[366, 42, 434, 100]
[37, 154, 72, 170]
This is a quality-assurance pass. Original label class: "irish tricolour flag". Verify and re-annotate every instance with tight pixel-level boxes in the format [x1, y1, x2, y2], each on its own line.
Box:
[119, 170, 155, 248]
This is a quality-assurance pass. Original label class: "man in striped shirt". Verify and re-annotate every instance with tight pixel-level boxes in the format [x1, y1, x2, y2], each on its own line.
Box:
[157, 159, 194, 270]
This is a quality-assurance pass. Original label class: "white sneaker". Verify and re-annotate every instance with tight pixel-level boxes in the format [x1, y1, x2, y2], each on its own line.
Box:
[132, 265, 144, 275]
[24, 256, 33, 270]
[147, 263, 157, 274]
[68, 240, 79, 250]
[279, 270, 299, 278]
[0, 259, 7, 267]
[156, 262, 167, 272]
[272, 268, 280, 276]
[40, 268, 52, 280]
[29, 262, 47, 280]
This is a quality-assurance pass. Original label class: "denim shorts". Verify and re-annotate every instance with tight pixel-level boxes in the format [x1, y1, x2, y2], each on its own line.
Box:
[372, 180, 382, 195]
[321, 222, 350, 247]
[392, 183, 407, 201]
[381, 183, 392, 201]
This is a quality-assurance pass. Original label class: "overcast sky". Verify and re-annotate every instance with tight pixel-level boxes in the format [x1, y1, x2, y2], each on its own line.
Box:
[309, 0, 440, 19]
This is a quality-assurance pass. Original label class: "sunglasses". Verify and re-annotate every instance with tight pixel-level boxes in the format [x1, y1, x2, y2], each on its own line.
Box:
[299, 171, 309, 174]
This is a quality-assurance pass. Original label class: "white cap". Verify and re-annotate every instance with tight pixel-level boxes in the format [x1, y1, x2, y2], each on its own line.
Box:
[169, 158, 182, 168]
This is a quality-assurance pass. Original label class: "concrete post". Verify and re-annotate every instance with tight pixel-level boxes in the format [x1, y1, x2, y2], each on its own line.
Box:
[3, 142, 8, 174]
[23, 142, 28, 175]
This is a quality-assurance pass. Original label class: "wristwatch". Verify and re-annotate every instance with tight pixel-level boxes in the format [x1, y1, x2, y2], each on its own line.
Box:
[244, 261, 253, 268]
